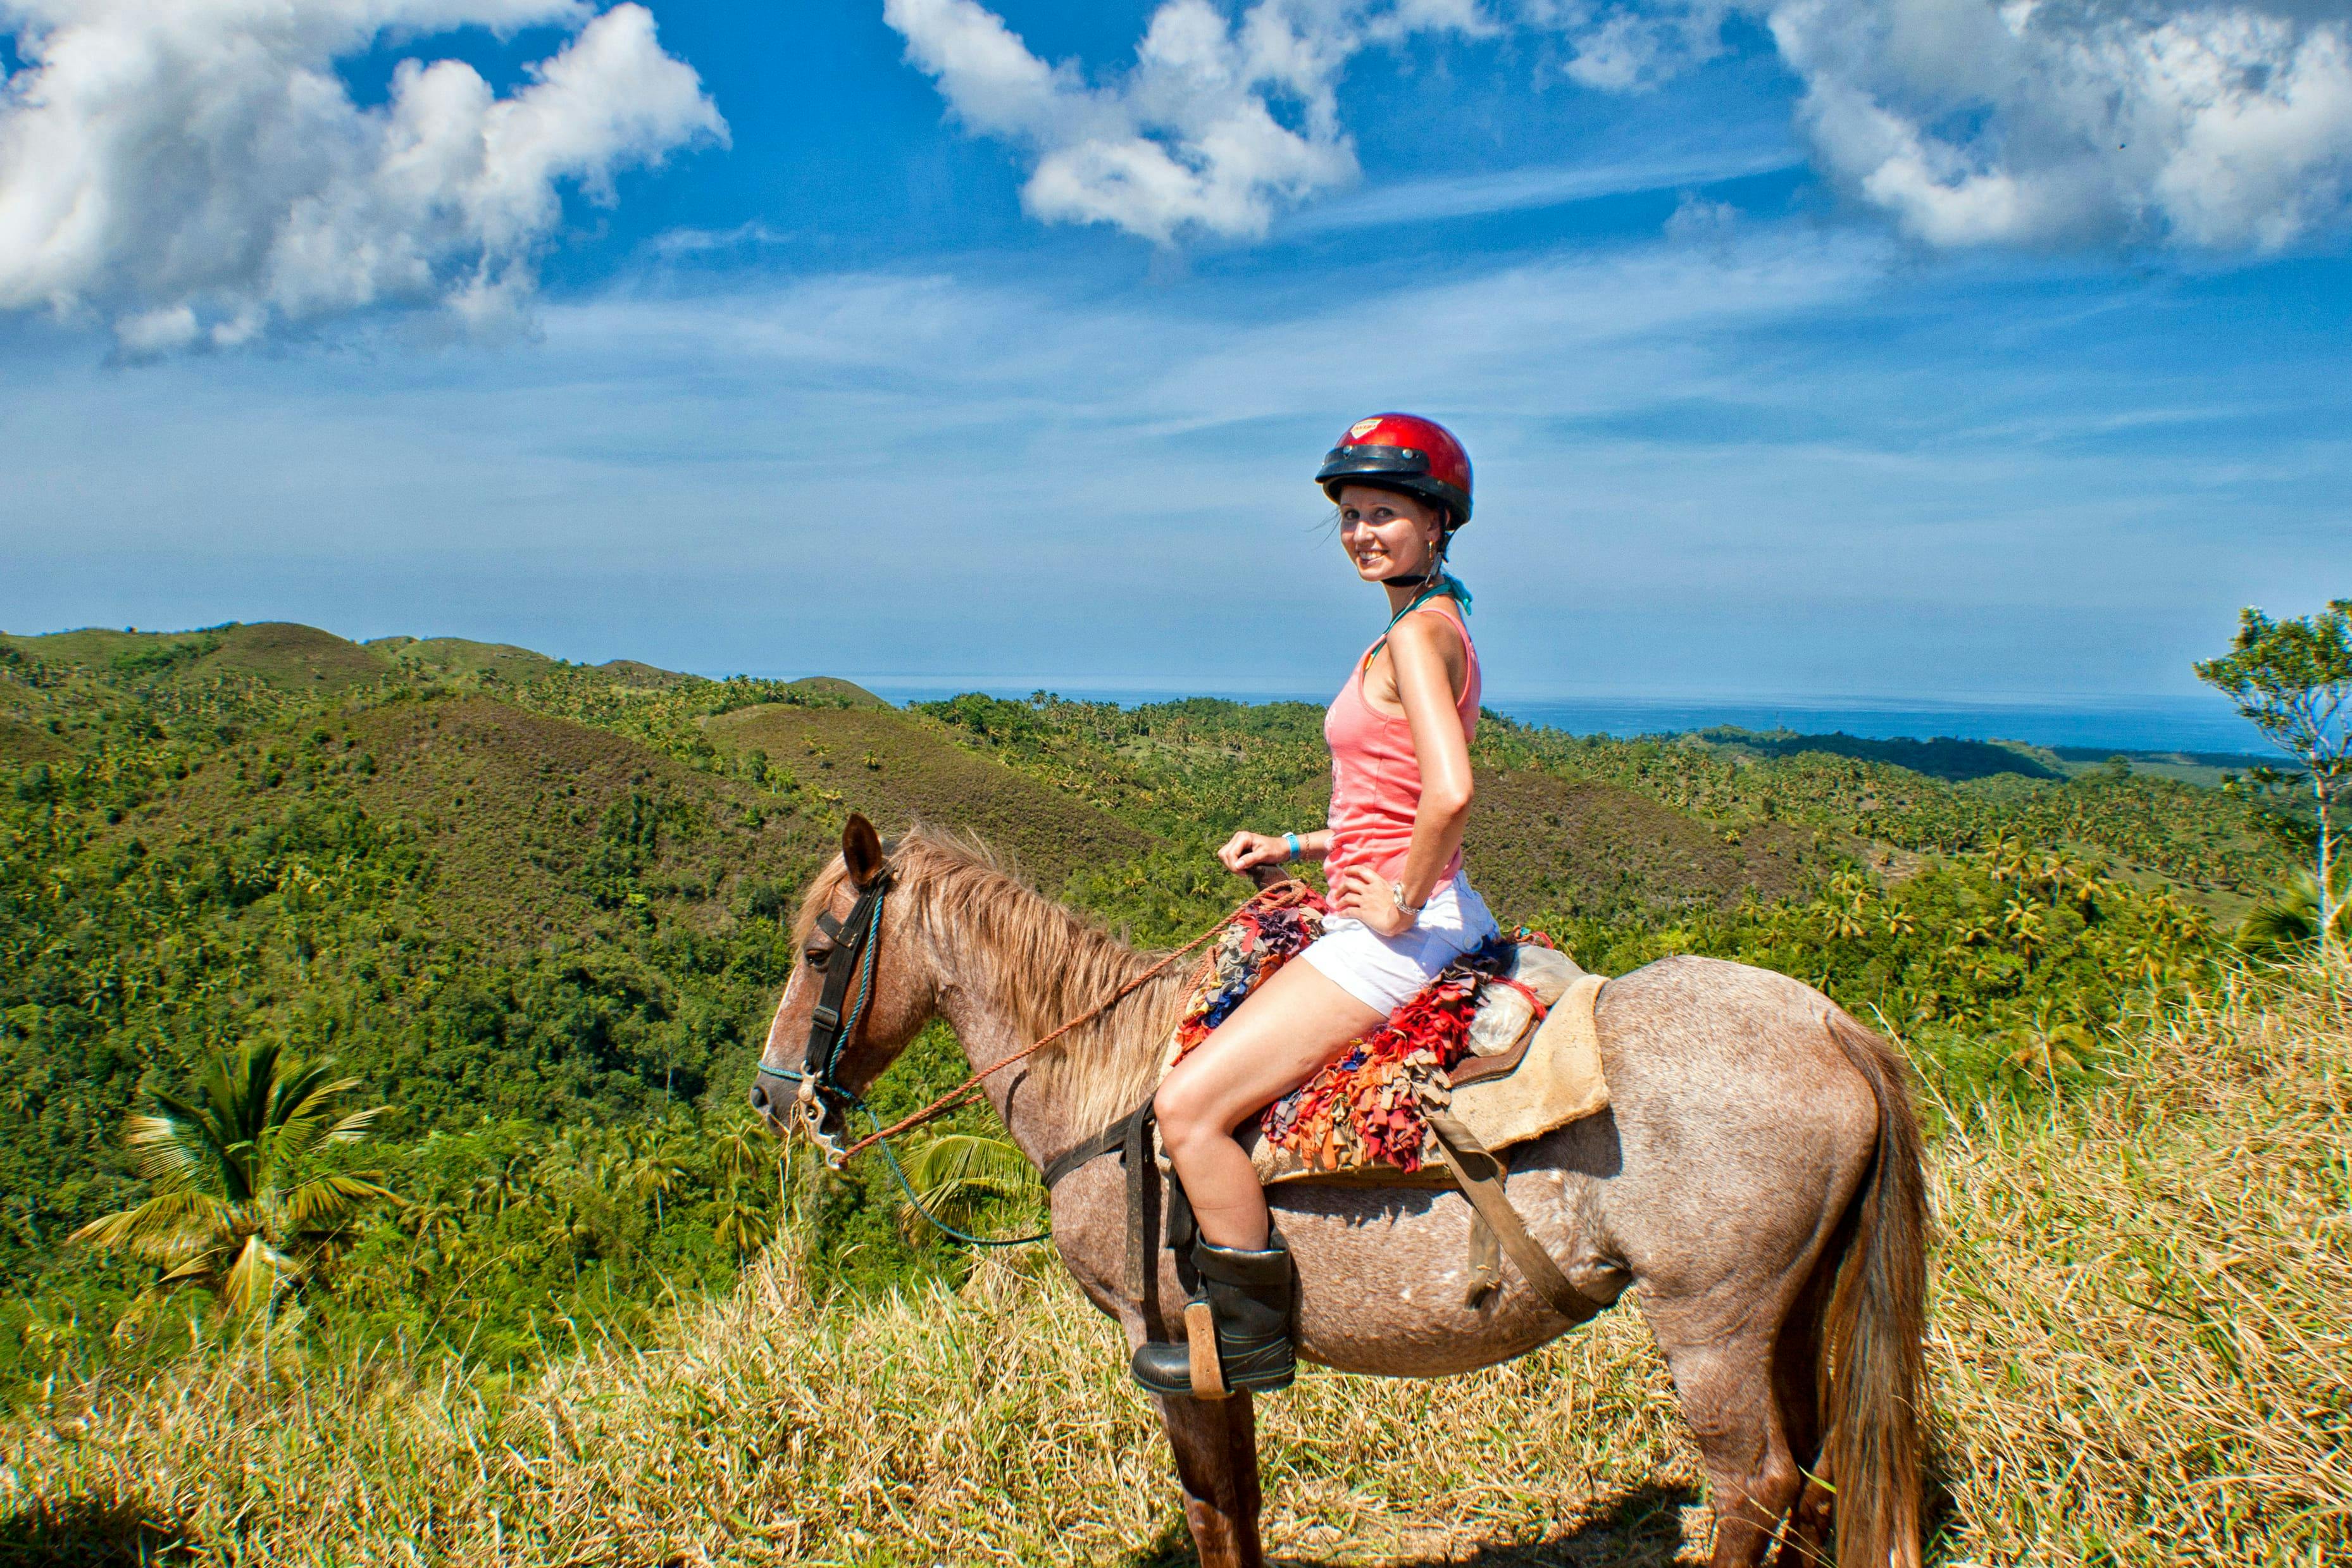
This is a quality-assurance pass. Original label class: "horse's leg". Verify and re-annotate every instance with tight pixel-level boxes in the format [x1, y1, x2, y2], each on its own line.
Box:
[1772, 1271, 1834, 1566]
[1157, 1390, 1264, 1568]
[1655, 1329, 1802, 1568]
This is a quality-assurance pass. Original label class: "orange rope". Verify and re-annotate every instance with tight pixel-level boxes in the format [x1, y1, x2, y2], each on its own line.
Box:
[834, 878, 1316, 1163]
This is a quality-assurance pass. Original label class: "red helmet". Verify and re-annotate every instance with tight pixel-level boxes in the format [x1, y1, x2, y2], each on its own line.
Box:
[1316, 412, 1472, 527]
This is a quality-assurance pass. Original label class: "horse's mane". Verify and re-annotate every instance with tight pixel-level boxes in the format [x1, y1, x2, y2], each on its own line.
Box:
[795, 827, 1187, 1134]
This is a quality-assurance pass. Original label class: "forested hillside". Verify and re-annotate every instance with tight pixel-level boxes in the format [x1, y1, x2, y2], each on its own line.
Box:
[0, 621, 2298, 1391]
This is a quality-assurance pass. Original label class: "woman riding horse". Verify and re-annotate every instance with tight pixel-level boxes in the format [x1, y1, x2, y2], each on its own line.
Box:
[1135, 413, 1499, 1399]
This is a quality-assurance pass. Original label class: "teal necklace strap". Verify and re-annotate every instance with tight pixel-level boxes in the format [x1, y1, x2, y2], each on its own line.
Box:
[1364, 582, 1457, 669]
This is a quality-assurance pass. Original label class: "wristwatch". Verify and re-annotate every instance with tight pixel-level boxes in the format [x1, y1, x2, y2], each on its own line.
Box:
[1390, 880, 1425, 916]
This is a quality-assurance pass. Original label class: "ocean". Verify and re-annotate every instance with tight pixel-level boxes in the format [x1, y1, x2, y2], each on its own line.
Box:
[836, 678, 2272, 758]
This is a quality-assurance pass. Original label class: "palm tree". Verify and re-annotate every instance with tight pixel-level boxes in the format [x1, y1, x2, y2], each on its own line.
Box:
[2238, 866, 2352, 957]
[627, 1140, 694, 1230]
[895, 1133, 1042, 1244]
[712, 1183, 775, 1262]
[465, 1152, 534, 1216]
[70, 1040, 394, 1319]
[711, 1119, 775, 1186]
[2007, 1000, 2099, 1082]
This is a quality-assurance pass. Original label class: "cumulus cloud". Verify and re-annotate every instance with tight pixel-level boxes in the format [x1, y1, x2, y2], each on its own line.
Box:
[1771, 0, 2352, 250]
[0, 0, 725, 352]
[881, 0, 1493, 243]
[1521, 0, 1739, 90]
[892, 0, 2352, 253]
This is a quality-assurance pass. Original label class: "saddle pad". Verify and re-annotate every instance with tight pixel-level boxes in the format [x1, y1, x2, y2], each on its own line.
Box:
[1426, 973, 1610, 1155]
[1230, 946, 1609, 1186]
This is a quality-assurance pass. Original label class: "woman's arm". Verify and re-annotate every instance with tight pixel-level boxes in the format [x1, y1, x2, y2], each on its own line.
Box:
[1217, 827, 1331, 873]
[1330, 613, 1472, 933]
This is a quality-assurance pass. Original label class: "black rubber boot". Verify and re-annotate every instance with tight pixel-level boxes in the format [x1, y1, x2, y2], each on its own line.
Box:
[1131, 1230, 1297, 1397]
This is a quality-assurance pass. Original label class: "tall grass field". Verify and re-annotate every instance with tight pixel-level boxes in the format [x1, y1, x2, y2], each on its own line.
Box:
[5, 962, 2344, 1566]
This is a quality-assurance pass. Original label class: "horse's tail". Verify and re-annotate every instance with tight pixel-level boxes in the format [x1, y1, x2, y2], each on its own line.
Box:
[1819, 1007, 1929, 1568]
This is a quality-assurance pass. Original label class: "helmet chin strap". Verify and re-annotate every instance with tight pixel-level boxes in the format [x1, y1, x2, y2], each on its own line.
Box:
[1383, 526, 1450, 588]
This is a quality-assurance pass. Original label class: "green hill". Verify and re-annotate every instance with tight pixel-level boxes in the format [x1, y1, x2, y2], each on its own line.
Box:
[115, 693, 826, 947]
[1693, 725, 2067, 782]
[367, 635, 567, 687]
[0, 619, 2294, 1397]
[1471, 767, 1825, 918]
[783, 675, 890, 707]
[5, 621, 390, 694]
[593, 658, 702, 689]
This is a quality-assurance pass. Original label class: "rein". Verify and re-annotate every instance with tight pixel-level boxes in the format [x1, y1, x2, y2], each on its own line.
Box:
[836, 876, 1315, 1164]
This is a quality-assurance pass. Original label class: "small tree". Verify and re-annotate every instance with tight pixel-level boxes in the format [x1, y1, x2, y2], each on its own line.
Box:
[2196, 599, 2352, 953]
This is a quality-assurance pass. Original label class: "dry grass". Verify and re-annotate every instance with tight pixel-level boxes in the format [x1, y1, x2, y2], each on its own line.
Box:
[1922, 963, 2351, 1564]
[5, 968, 2346, 1567]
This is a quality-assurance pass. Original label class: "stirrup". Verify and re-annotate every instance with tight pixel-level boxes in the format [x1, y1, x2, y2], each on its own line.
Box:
[1130, 1233, 1295, 1398]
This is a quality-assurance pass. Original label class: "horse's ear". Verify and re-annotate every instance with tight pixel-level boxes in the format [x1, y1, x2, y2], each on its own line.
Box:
[842, 812, 885, 886]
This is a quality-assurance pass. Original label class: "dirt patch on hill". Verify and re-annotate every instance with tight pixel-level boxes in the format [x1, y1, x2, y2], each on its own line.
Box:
[123, 695, 831, 949]
[706, 704, 1155, 889]
[0, 716, 66, 764]
[1470, 769, 1827, 923]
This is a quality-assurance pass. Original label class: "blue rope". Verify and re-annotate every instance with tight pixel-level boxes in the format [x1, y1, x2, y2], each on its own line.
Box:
[859, 1104, 1054, 1249]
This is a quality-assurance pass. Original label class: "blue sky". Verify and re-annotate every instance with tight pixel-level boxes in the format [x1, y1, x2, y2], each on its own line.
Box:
[0, 0, 2346, 713]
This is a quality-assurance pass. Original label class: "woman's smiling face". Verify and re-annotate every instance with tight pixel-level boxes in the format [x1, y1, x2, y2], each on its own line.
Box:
[1336, 485, 1443, 584]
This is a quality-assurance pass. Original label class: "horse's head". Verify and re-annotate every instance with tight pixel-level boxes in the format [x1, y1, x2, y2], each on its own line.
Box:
[748, 812, 938, 1160]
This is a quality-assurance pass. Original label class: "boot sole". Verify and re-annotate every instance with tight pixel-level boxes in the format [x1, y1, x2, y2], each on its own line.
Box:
[1129, 1366, 1296, 1398]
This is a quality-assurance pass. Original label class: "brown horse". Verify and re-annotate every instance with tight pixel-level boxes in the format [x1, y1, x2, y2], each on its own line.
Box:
[750, 818, 1928, 1568]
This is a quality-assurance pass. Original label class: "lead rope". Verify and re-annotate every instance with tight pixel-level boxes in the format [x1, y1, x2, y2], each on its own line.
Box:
[859, 1102, 1057, 1248]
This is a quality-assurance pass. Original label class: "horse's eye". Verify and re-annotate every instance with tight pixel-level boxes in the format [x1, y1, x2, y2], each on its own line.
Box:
[804, 945, 833, 971]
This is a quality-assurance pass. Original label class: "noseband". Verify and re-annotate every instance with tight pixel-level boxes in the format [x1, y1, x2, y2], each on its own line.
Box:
[757, 862, 892, 1164]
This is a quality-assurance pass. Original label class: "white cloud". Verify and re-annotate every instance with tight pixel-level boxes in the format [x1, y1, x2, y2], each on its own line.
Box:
[892, 0, 2352, 254]
[881, 0, 1481, 243]
[0, 0, 725, 353]
[1772, 0, 2352, 251]
[1283, 144, 1798, 230]
[1520, 0, 1739, 89]
[1664, 188, 1739, 240]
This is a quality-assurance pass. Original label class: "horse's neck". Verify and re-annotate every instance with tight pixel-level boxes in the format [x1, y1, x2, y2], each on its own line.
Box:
[926, 910, 1178, 1166]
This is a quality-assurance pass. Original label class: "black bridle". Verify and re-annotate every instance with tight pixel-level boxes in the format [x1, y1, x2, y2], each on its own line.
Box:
[756, 863, 892, 1159]
[752, 859, 1053, 1247]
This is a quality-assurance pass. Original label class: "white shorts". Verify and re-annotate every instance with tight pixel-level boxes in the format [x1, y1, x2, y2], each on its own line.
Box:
[1298, 872, 1502, 1016]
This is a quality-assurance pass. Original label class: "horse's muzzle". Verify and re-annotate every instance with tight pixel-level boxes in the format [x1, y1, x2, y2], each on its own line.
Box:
[747, 1073, 793, 1135]
[748, 1075, 854, 1165]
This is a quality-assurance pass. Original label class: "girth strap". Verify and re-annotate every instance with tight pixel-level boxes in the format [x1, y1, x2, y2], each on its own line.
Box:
[1043, 1097, 1602, 1328]
[1038, 1102, 1174, 1311]
[1420, 1104, 1604, 1325]
[1039, 1116, 1133, 1190]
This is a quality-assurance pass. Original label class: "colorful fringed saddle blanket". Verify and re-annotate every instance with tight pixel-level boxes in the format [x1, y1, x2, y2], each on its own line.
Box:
[1160, 893, 1608, 1186]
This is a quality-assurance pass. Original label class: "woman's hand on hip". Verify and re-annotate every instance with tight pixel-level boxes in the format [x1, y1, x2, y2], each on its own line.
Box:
[1217, 831, 1289, 874]
[1330, 866, 1416, 937]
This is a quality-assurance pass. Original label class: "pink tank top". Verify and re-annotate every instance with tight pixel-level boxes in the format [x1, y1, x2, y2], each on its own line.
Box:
[1323, 604, 1480, 886]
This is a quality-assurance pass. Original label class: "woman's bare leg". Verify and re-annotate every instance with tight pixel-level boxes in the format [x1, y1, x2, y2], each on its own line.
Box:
[1155, 959, 1386, 1250]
